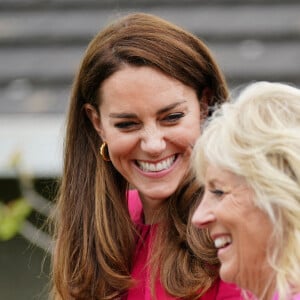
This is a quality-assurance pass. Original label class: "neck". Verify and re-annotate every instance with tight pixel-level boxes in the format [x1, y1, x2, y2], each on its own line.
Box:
[252, 272, 276, 300]
[238, 260, 275, 300]
[139, 195, 166, 224]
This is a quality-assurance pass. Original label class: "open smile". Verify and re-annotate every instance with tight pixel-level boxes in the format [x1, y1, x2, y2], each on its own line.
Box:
[135, 155, 177, 172]
[213, 236, 232, 249]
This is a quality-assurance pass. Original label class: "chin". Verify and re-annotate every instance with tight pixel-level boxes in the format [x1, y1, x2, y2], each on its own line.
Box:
[146, 190, 173, 200]
[220, 268, 237, 285]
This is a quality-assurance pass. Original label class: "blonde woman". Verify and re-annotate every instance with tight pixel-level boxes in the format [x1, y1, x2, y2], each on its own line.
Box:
[192, 81, 300, 300]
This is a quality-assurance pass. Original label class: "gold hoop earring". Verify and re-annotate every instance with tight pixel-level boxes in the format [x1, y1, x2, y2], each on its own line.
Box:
[100, 142, 110, 161]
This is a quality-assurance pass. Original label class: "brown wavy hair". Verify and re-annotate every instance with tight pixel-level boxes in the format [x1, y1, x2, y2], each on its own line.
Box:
[52, 12, 228, 300]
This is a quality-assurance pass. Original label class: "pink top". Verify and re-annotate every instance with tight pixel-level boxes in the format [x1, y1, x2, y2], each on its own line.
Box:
[125, 189, 244, 300]
[273, 292, 300, 300]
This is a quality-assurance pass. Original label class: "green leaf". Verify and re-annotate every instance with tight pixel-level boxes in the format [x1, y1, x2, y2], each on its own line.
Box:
[0, 198, 32, 240]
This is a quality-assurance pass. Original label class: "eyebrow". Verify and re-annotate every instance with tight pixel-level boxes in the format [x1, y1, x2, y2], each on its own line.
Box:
[108, 100, 186, 118]
[207, 178, 226, 187]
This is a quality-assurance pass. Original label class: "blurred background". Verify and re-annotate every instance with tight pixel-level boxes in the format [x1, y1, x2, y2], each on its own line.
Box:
[0, 0, 299, 299]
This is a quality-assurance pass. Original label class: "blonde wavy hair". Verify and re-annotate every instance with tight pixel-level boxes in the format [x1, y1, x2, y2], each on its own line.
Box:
[193, 81, 300, 300]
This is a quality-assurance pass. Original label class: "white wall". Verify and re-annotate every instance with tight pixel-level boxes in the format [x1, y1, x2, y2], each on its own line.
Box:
[0, 114, 65, 178]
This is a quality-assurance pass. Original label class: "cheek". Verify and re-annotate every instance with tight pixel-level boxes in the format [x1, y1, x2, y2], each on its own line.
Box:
[167, 128, 200, 161]
[188, 116, 201, 144]
[236, 210, 272, 274]
[107, 135, 137, 160]
[170, 119, 201, 149]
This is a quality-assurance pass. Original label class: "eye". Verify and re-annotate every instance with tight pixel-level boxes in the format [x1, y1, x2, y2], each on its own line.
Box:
[210, 189, 225, 197]
[163, 112, 185, 123]
[114, 121, 140, 130]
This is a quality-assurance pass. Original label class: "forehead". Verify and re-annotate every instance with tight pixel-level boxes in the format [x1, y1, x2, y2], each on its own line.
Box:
[205, 165, 247, 187]
[99, 65, 199, 113]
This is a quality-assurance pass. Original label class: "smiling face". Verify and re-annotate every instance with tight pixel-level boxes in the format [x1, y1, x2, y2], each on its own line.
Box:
[87, 65, 204, 221]
[192, 165, 274, 295]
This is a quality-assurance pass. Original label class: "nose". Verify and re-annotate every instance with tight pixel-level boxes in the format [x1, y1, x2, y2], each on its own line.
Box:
[140, 125, 166, 155]
[192, 191, 215, 228]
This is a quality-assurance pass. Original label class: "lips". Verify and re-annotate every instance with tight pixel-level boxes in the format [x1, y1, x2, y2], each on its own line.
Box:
[136, 155, 176, 172]
[213, 236, 232, 249]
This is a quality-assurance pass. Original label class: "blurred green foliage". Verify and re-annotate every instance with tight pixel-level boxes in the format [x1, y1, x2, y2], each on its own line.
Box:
[0, 149, 53, 251]
[0, 198, 32, 240]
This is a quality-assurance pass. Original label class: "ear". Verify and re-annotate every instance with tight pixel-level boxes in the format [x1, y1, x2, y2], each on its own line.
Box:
[200, 88, 212, 120]
[84, 104, 103, 138]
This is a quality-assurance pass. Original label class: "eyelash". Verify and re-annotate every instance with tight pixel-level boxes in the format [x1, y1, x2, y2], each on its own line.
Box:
[163, 112, 185, 123]
[210, 189, 225, 197]
[114, 112, 185, 129]
[114, 121, 139, 129]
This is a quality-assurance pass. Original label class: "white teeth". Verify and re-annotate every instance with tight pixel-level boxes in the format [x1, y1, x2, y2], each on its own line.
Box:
[137, 155, 175, 172]
[214, 236, 232, 249]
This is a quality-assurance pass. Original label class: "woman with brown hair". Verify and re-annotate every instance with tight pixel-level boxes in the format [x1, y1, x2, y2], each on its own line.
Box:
[52, 12, 243, 300]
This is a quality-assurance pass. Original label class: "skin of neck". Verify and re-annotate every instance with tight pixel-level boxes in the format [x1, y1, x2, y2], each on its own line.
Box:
[139, 194, 167, 225]
[243, 267, 276, 300]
